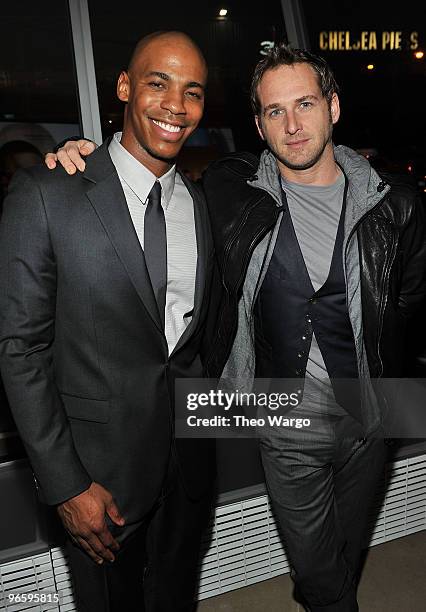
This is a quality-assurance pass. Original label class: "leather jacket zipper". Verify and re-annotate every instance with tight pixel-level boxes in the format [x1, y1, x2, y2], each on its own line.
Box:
[375, 226, 397, 376]
[344, 190, 393, 377]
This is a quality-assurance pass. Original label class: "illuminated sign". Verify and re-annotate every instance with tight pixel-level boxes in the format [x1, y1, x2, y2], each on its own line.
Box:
[260, 40, 274, 55]
[319, 31, 419, 51]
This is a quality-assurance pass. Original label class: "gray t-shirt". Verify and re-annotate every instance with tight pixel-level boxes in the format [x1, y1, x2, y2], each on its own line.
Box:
[281, 172, 346, 414]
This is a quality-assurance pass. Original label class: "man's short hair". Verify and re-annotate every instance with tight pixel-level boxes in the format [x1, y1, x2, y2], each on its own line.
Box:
[250, 43, 340, 114]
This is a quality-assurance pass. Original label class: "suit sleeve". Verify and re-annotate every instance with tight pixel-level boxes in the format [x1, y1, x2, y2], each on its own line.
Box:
[0, 169, 92, 505]
[398, 193, 426, 317]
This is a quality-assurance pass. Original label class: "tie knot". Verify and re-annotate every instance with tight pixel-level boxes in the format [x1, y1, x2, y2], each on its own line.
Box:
[148, 181, 162, 206]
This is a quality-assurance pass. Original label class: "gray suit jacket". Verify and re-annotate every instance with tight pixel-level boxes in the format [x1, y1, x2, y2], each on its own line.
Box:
[0, 142, 215, 523]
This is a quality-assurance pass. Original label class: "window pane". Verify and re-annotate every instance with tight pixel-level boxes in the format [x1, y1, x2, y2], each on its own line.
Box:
[0, 1, 80, 199]
[0, 0, 80, 446]
[300, 0, 426, 183]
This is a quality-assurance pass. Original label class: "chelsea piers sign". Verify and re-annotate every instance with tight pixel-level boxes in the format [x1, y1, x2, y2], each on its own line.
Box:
[319, 31, 420, 51]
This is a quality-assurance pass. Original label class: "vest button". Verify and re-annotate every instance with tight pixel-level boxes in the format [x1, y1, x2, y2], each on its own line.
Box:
[302, 335, 307, 341]
[309, 297, 317, 304]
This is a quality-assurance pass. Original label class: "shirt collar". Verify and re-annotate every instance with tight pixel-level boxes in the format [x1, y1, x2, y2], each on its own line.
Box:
[108, 132, 176, 209]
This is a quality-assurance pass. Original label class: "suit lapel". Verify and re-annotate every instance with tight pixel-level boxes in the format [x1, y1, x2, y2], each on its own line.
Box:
[83, 142, 163, 332]
[171, 173, 210, 355]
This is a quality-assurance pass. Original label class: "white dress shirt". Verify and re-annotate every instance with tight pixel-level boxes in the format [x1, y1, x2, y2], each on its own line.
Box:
[108, 132, 197, 355]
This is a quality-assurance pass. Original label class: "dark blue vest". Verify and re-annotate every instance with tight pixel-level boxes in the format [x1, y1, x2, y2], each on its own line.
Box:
[255, 190, 361, 419]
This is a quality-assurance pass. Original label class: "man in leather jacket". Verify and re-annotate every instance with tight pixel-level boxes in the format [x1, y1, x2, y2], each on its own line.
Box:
[201, 45, 426, 611]
[46, 44, 425, 612]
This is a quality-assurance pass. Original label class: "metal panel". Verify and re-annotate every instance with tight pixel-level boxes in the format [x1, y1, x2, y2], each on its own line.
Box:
[280, 0, 310, 49]
[1, 454, 425, 607]
[68, 0, 102, 145]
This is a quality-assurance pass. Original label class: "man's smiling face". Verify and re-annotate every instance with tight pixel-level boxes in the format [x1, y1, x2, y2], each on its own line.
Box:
[118, 33, 207, 176]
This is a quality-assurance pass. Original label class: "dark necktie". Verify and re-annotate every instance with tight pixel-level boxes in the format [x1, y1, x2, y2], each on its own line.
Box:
[144, 181, 167, 327]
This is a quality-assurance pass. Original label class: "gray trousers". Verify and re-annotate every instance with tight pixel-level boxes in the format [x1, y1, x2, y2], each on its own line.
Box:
[260, 412, 387, 612]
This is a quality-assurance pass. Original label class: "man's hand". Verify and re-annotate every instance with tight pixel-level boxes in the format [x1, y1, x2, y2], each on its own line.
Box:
[45, 139, 97, 174]
[57, 482, 125, 564]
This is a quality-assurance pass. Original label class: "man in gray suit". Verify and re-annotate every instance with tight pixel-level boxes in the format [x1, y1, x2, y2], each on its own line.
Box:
[0, 31, 215, 612]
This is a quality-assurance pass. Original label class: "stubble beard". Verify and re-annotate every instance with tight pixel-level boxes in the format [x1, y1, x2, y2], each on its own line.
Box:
[271, 114, 334, 172]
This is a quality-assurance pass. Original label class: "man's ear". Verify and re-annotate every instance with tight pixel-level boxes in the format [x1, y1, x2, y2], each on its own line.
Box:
[117, 71, 130, 102]
[330, 92, 340, 125]
[255, 115, 265, 141]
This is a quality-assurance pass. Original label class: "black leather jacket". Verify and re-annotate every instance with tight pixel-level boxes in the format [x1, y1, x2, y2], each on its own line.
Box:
[202, 151, 426, 380]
